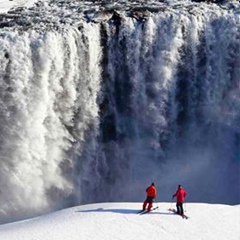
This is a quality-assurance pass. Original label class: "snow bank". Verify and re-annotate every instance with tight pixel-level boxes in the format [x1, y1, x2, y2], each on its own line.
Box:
[0, 202, 239, 240]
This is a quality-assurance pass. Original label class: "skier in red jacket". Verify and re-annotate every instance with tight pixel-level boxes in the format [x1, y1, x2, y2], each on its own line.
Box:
[143, 183, 157, 212]
[172, 185, 188, 215]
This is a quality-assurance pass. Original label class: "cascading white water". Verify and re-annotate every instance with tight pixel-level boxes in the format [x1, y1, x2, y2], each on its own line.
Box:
[96, 8, 240, 204]
[0, 23, 102, 222]
[0, 2, 239, 223]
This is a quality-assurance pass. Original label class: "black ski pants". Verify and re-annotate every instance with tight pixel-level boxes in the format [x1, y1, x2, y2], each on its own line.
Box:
[176, 202, 184, 215]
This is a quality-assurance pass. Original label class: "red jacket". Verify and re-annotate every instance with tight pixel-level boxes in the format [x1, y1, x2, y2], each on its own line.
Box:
[146, 185, 157, 198]
[173, 188, 187, 203]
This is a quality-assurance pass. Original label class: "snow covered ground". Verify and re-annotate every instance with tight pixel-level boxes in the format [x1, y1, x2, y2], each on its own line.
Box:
[0, 202, 239, 240]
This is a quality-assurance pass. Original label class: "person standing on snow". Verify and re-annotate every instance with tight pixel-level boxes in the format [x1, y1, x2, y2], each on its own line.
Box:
[172, 184, 188, 215]
[143, 182, 157, 212]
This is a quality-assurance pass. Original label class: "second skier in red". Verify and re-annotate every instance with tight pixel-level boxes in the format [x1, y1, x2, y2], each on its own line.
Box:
[172, 184, 188, 215]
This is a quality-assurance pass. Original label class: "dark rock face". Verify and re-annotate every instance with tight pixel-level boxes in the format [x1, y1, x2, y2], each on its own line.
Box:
[0, 0, 239, 30]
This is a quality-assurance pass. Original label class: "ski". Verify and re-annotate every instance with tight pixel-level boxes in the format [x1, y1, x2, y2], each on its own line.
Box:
[139, 206, 159, 215]
[181, 214, 189, 219]
[168, 208, 189, 219]
[137, 209, 146, 214]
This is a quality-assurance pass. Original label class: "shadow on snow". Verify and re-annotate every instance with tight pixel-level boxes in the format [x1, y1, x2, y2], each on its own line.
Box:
[76, 208, 176, 216]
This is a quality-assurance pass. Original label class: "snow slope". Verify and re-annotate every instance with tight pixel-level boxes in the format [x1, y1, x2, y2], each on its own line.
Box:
[0, 203, 239, 240]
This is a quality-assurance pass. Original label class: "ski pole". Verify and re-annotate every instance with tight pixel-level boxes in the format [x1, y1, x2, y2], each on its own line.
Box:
[169, 198, 173, 210]
[157, 199, 159, 209]
[155, 198, 159, 209]
[184, 202, 187, 212]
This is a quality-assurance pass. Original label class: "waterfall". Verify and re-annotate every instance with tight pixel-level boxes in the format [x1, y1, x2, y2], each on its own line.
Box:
[0, 23, 102, 222]
[0, 2, 239, 223]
